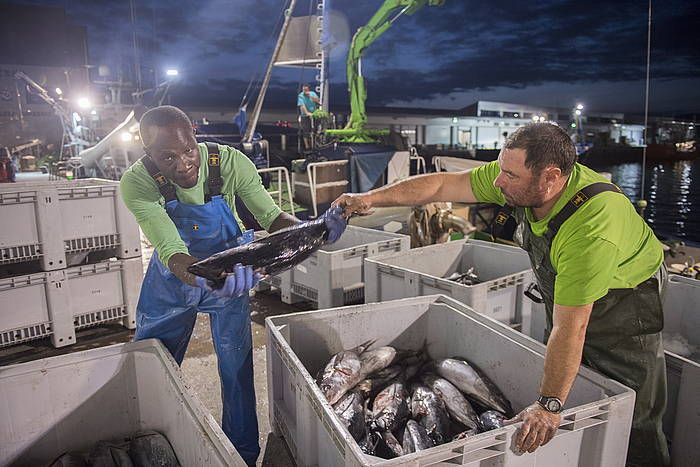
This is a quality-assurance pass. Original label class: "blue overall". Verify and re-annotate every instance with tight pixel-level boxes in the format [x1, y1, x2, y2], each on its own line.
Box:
[134, 167, 260, 464]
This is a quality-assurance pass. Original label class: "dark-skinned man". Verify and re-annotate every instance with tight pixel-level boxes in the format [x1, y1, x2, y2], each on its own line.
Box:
[333, 122, 669, 466]
[120, 105, 346, 466]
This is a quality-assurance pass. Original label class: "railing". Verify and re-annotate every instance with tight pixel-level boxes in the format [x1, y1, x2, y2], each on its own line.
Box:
[409, 147, 427, 174]
[258, 166, 295, 215]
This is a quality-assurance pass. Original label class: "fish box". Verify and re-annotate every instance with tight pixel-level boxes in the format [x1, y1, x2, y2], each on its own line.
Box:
[662, 274, 700, 467]
[266, 226, 410, 309]
[0, 257, 142, 348]
[0, 178, 141, 273]
[0, 339, 245, 466]
[266, 295, 635, 467]
[365, 239, 536, 333]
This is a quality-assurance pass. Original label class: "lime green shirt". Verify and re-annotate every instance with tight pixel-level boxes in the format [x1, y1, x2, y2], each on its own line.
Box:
[470, 161, 663, 306]
[120, 143, 282, 269]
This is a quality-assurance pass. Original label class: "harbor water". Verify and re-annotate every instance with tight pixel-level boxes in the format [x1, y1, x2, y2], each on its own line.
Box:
[590, 159, 700, 244]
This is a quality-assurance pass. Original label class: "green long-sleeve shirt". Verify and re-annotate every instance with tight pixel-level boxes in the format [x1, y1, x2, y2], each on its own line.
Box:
[120, 142, 282, 269]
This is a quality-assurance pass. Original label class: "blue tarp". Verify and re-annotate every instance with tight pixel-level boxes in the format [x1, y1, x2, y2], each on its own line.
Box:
[349, 151, 394, 193]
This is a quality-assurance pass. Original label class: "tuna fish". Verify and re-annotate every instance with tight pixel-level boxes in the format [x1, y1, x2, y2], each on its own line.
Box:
[434, 358, 513, 416]
[371, 381, 410, 432]
[188, 219, 329, 285]
[359, 431, 380, 456]
[355, 365, 403, 399]
[410, 383, 451, 446]
[318, 340, 375, 405]
[421, 374, 481, 433]
[360, 346, 397, 375]
[402, 420, 434, 454]
[378, 431, 405, 459]
[333, 390, 367, 441]
[479, 410, 506, 431]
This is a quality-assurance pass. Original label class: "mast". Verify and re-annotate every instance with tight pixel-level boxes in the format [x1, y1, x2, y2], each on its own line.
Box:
[244, 0, 299, 142]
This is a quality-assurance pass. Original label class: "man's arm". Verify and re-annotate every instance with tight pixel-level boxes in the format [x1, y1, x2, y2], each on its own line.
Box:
[299, 104, 312, 116]
[268, 211, 300, 232]
[332, 170, 479, 216]
[507, 302, 593, 453]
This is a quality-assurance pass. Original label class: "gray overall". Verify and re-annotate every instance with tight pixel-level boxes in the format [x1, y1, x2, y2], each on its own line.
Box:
[505, 182, 670, 466]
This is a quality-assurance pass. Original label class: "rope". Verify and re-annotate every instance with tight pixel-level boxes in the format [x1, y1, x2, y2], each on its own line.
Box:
[640, 0, 652, 201]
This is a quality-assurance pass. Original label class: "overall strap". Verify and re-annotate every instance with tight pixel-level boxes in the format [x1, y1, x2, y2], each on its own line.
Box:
[140, 155, 177, 203]
[204, 142, 223, 201]
[544, 182, 623, 241]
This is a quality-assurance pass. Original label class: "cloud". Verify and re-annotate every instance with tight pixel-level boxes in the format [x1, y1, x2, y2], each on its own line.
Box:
[7, 0, 699, 113]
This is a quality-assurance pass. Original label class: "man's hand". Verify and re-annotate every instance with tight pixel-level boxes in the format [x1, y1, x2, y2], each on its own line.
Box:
[505, 403, 561, 453]
[332, 193, 374, 217]
[195, 263, 261, 298]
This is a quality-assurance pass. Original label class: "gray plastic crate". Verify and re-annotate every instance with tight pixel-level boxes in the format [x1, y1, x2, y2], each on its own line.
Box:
[0, 257, 142, 348]
[266, 295, 635, 467]
[365, 239, 536, 332]
[264, 226, 410, 309]
[0, 339, 245, 466]
[662, 275, 700, 467]
[0, 178, 141, 271]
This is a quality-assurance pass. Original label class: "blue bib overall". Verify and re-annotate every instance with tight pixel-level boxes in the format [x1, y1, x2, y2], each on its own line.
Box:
[135, 147, 260, 465]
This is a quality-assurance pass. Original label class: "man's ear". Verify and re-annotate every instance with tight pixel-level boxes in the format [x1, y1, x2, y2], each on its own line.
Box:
[544, 166, 562, 184]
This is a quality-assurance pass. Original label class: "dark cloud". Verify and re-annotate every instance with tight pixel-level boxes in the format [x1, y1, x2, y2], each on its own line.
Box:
[6, 0, 700, 113]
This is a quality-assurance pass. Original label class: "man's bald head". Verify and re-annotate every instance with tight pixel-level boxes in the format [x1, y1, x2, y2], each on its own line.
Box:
[139, 105, 200, 188]
[139, 105, 193, 146]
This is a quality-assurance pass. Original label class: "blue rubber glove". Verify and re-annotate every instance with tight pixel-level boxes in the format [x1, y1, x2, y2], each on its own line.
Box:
[195, 263, 261, 298]
[319, 206, 347, 244]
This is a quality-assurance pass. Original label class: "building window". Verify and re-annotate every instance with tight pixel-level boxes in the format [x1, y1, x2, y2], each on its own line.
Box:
[503, 111, 520, 118]
[480, 110, 500, 117]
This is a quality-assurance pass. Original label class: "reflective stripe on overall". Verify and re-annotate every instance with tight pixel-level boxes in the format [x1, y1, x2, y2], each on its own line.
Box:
[500, 182, 670, 467]
[135, 144, 260, 464]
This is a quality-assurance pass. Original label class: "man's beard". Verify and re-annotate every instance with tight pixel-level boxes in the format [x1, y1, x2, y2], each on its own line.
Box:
[503, 190, 546, 209]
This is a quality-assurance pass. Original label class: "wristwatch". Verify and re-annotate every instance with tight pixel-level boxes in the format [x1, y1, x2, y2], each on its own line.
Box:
[537, 395, 563, 414]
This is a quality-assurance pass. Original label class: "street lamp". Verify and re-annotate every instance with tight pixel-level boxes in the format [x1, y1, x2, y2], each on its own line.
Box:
[166, 69, 179, 77]
[55, 87, 63, 96]
[575, 109, 582, 116]
[576, 103, 584, 110]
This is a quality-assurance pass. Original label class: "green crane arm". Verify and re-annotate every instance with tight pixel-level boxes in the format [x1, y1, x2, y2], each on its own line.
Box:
[327, 0, 445, 143]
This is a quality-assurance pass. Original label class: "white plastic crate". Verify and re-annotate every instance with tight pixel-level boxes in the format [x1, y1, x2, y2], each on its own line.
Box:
[662, 275, 700, 467]
[264, 226, 410, 309]
[0, 257, 142, 348]
[0, 178, 141, 271]
[0, 339, 246, 466]
[365, 239, 536, 332]
[266, 295, 635, 467]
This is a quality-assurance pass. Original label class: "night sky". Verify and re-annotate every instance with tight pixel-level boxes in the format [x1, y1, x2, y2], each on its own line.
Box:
[9, 0, 700, 115]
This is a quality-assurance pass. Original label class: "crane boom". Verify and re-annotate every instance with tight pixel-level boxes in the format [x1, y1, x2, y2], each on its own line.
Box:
[327, 0, 446, 143]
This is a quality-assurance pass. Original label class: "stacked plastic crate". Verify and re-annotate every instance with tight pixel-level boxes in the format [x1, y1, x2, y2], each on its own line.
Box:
[0, 179, 143, 348]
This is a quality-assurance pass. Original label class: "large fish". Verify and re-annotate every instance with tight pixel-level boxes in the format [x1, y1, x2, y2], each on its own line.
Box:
[355, 365, 402, 399]
[434, 358, 513, 416]
[333, 390, 367, 441]
[410, 383, 451, 446]
[421, 374, 481, 433]
[479, 410, 506, 431]
[358, 431, 380, 456]
[318, 340, 375, 405]
[371, 381, 410, 432]
[188, 218, 329, 285]
[377, 431, 405, 459]
[402, 420, 434, 454]
[360, 346, 397, 376]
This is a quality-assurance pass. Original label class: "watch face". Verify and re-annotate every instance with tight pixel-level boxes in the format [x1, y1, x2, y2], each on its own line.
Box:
[546, 399, 562, 412]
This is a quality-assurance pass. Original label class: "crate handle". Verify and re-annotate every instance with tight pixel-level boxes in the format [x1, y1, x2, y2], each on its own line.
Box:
[524, 282, 544, 304]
